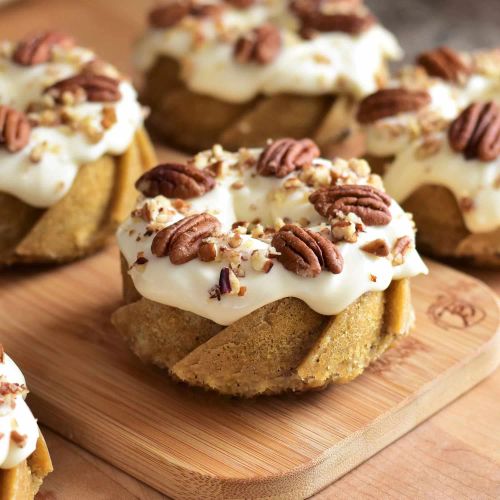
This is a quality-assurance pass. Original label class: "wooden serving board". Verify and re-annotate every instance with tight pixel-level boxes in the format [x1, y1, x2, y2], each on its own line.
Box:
[0, 251, 498, 499]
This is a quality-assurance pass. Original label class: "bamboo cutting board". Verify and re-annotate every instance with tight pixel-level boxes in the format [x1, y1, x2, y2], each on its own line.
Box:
[0, 252, 498, 499]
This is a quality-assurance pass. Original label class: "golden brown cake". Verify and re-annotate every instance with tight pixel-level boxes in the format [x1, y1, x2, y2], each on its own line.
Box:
[0, 346, 53, 499]
[112, 139, 427, 397]
[357, 47, 500, 267]
[0, 32, 156, 266]
[134, 0, 401, 154]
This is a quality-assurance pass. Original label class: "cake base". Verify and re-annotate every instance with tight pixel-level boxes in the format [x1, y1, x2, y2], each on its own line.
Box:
[0, 247, 498, 498]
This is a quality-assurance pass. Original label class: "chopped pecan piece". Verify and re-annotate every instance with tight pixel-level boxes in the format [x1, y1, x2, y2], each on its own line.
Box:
[148, 0, 192, 27]
[225, 0, 255, 7]
[271, 224, 343, 278]
[392, 236, 412, 265]
[136, 163, 216, 199]
[291, 0, 375, 36]
[257, 138, 320, 177]
[448, 101, 500, 161]
[417, 47, 470, 83]
[151, 213, 221, 264]
[360, 238, 389, 257]
[309, 185, 392, 225]
[13, 31, 74, 66]
[45, 73, 121, 103]
[234, 24, 281, 65]
[0, 106, 31, 153]
[357, 88, 431, 124]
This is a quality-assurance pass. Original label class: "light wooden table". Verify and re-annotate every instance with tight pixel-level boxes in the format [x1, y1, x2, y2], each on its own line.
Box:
[1, 1, 499, 498]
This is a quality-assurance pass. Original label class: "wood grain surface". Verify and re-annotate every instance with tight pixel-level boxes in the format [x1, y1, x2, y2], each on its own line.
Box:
[0, 253, 498, 499]
[0, 1, 499, 498]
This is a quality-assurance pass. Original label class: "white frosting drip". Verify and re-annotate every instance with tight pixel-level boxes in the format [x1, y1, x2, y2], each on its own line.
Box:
[117, 149, 427, 325]
[0, 353, 39, 469]
[0, 43, 143, 208]
[134, 1, 402, 102]
[384, 132, 500, 233]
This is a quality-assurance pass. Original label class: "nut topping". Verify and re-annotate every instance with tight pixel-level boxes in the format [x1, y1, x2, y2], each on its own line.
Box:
[148, 1, 192, 28]
[13, 31, 74, 66]
[448, 101, 500, 161]
[151, 213, 221, 264]
[225, 0, 255, 7]
[0, 106, 31, 153]
[360, 238, 389, 257]
[309, 185, 392, 225]
[417, 47, 470, 83]
[271, 224, 343, 278]
[45, 73, 121, 103]
[257, 138, 320, 177]
[234, 24, 281, 65]
[136, 163, 216, 199]
[392, 236, 412, 266]
[357, 88, 431, 124]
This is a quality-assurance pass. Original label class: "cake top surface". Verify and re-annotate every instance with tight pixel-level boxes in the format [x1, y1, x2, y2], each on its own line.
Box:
[135, 0, 402, 102]
[0, 346, 39, 470]
[0, 32, 143, 208]
[117, 139, 427, 325]
[358, 47, 500, 234]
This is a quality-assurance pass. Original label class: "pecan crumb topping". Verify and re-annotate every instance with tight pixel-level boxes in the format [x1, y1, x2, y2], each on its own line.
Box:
[360, 238, 389, 257]
[10, 431, 27, 448]
[448, 101, 500, 162]
[234, 24, 281, 65]
[136, 163, 216, 199]
[417, 47, 470, 84]
[0, 105, 31, 153]
[13, 31, 74, 66]
[357, 88, 431, 124]
[309, 184, 392, 226]
[272, 224, 343, 278]
[151, 213, 221, 264]
[257, 138, 320, 177]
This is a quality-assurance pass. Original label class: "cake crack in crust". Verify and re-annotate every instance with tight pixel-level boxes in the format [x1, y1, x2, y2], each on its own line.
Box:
[113, 142, 427, 397]
[0, 32, 157, 266]
[359, 47, 500, 267]
[135, 0, 401, 152]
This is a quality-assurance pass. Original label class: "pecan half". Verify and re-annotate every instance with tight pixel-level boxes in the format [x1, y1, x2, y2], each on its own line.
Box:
[291, 0, 374, 36]
[257, 138, 320, 177]
[417, 47, 470, 83]
[234, 24, 281, 65]
[271, 224, 343, 278]
[136, 163, 216, 199]
[309, 185, 392, 225]
[13, 31, 74, 66]
[151, 213, 221, 264]
[0, 106, 31, 152]
[448, 101, 500, 161]
[45, 73, 121, 103]
[357, 88, 431, 124]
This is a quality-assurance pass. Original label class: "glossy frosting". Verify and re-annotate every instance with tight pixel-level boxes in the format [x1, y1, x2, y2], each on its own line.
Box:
[0, 41, 143, 208]
[0, 352, 39, 469]
[118, 146, 427, 325]
[134, 0, 402, 102]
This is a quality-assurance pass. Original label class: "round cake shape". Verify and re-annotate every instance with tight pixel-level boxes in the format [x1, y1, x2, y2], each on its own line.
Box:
[0, 32, 157, 266]
[113, 138, 427, 397]
[135, 0, 401, 154]
[357, 47, 500, 267]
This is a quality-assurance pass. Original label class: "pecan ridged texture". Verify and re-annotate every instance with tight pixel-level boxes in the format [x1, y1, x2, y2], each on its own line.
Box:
[291, 0, 375, 36]
[0, 105, 31, 153]
[234, 24, 281, 65]
[13, 31, 74, 66]
[357, 88, 431, 124]
[257, 138, 320, 177]
[272, 224, 343, 278]
[151, 213, 221, 264]
[448, 101, 500, 161]
[45, 73, 121, 103]
[136, 163, 216, 199]
[417, 47, 470, 83]
[309, 184, 392, 226]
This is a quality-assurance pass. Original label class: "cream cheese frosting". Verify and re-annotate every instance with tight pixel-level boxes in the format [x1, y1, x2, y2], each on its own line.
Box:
[0, 350, 39, 470]
[134, 0, 402, 102]
[117, 146, 427, 325]
[0, 40, 143, 208]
